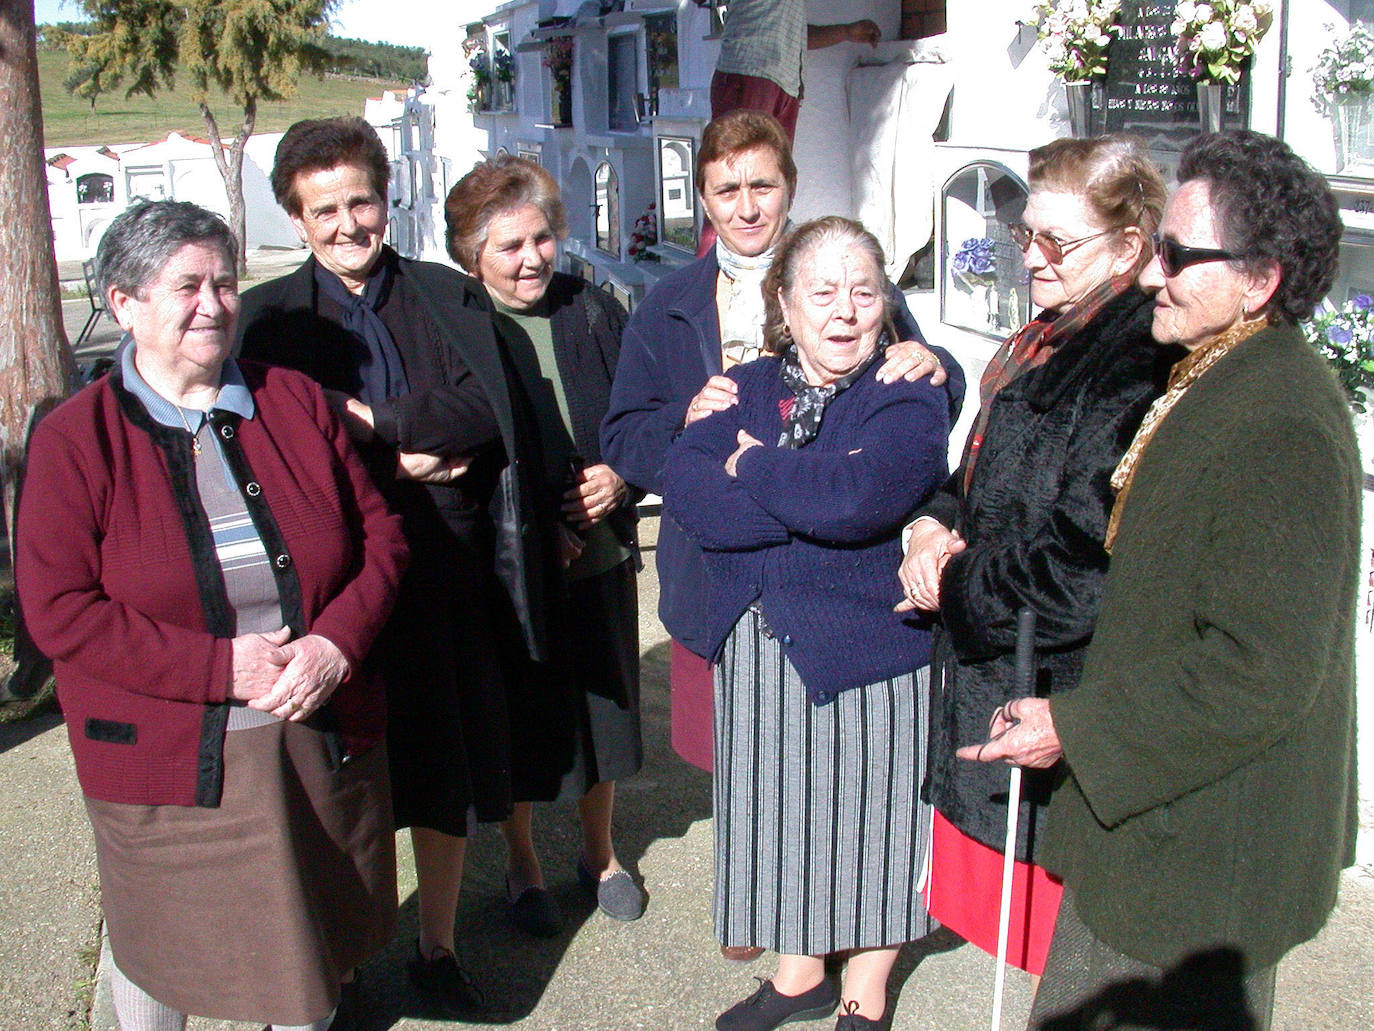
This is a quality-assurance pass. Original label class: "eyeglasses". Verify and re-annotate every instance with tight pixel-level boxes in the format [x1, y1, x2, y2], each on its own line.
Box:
[1008, 223, 1115, 265]
[1151, 233, 1240, 277]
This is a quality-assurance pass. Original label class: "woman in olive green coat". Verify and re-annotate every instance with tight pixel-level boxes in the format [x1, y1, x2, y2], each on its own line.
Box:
[963, 131, 1360, 1031]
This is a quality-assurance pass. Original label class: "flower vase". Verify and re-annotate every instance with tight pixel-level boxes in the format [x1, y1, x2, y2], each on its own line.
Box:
[1197, 81, 1226, 133]
[1334, 94, 1374, 172]
[1064, 81, 1094, 138]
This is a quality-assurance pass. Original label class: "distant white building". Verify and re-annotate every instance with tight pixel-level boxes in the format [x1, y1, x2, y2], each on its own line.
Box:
[45, 130, 299, 263]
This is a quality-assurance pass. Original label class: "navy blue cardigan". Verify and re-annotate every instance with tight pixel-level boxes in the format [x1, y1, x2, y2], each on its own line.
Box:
[601, 250, 961, 655]
[661, 356, 950, 703]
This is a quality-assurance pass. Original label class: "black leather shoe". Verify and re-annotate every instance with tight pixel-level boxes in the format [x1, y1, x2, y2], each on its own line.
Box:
[716, 977, 839, 1031]
[505, 877, 563, 938]
[834, 999, 890, 1031]
[405, 942, 485, 1015]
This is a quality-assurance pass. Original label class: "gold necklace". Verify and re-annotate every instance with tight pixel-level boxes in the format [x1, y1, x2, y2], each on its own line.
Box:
[175, 406, 203, 457]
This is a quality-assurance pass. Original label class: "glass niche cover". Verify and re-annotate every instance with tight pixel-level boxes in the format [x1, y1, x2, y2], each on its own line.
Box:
[657, 136, 696, 252]
[940, 162, 1030, 340]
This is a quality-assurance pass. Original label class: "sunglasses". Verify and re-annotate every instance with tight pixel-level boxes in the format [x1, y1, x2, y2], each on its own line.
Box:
[1151, 233, 1240, 277]
[1008, 223, 1115, 265]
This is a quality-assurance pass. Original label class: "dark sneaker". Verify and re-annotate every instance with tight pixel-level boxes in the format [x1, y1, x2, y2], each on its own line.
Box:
[835, 999, 890, 1031]
[405, 942, 485, 1015]
[716, 977, 839, 1031]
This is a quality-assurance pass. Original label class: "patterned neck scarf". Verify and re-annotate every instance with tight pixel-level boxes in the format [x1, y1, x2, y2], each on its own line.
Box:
[313, 255, 408, 405]
[1104, 317, 1267, 552]
[776, 341, 882, 449]
[716, 225, 789, 367]
[961, 272, 1135, 494]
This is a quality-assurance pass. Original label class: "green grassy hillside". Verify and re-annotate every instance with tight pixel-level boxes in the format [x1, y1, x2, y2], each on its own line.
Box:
[38, 48, 409, 148]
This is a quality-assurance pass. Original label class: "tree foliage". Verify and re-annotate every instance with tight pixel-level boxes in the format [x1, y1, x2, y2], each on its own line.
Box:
[57, 0, 338, 272]
[322, 37, 427, 82]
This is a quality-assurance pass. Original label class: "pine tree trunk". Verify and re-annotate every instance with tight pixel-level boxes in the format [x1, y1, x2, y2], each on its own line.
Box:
[0, 0, 78, 697]
[0, 2, 78, 541]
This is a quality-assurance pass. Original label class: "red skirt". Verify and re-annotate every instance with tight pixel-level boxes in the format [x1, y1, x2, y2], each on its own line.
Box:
[924, 809, 1062, 976]
[669, 641, 714, 771]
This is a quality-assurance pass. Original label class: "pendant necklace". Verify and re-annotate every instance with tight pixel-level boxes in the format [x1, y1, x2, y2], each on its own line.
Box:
[175, 405, 205, 457]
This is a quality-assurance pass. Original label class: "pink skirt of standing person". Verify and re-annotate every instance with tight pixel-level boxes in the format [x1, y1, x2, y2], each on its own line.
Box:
[669, 640, 714, 771]
[924, 809, 1063, 975]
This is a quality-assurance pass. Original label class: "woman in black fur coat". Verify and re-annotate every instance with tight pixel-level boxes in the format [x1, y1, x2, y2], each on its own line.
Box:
[896, 136, 1179, 977]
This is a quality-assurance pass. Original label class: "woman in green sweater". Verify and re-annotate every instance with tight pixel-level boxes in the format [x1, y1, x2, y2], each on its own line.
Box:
[962, 131, 1360, 1031]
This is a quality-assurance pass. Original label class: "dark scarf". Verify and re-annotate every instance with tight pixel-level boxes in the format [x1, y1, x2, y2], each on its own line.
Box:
[313, 257, 409, 404]
[961, 271, 1135, 493]
[776, 343, 882, 449]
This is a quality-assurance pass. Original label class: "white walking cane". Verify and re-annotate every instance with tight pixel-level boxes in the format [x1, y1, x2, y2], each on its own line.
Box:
[990, 607, 1036, 1031]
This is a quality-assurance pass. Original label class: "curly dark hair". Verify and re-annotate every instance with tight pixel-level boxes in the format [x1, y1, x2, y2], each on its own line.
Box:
[1178, 131, 1342, 325]
[270, 117, 391, 216]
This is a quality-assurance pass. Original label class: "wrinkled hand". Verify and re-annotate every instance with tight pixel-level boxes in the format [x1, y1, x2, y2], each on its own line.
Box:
[228, 626, 291, 702]
[248, 634, 350, 722]
[556, 523, 586, 568]
[397, 450, 472, 484]
[894, 518, 965, 612]
[876, 339, 948, 386]
[847, 18, 881, 46]
[724, 429, 764, 477]
[685, 375, 739, 426]
[562, 463, 627, 530]
[323, 390, 375, 443]
[955, 697, 1063, 769]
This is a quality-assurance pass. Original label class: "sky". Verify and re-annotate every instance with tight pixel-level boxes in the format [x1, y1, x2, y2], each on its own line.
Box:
[32, 0, 488, 51]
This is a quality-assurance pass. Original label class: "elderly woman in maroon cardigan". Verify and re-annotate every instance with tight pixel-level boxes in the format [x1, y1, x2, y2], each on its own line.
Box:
[15, 200, 407, 1031]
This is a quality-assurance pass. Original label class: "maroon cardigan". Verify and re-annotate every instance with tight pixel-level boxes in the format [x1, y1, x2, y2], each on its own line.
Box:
[16, 360, 408, 808]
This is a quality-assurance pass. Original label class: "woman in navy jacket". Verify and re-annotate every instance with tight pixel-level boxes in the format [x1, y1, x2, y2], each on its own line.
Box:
[663, 218, 950, 1031]
[601, 110, 959, 774]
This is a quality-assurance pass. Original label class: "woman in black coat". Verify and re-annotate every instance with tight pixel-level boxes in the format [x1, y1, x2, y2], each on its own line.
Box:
[443, 156, 648, 933]
[897, 136, 1177, 977]
[237, 118, 570, 1013]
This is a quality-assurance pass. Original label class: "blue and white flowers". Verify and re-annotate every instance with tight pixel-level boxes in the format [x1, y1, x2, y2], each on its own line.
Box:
[1304, 293, 1374, 411]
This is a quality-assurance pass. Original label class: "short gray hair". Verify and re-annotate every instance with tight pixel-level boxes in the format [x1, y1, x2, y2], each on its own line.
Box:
[762, 216, 893, 355]
[96, 200, 237, 298]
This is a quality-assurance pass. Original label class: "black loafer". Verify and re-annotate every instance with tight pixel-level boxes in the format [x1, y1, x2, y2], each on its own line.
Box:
[505, 877, 563, 938]
[404, 942, 485, 1015]
[716, 976, 839, 1031]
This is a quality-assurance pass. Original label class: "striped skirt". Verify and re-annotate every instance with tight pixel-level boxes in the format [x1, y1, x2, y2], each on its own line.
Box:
[713, 608, 935, 956]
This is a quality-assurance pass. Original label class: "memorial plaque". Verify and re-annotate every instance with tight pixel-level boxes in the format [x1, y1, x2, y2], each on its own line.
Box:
[1103, 0, 1248, 146]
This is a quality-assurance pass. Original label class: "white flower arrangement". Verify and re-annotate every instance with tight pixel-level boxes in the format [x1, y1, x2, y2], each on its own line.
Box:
[1313, 23, 1374, 99]
[1026, 0, 1124, 82]
[1172, 0, 1274, 85]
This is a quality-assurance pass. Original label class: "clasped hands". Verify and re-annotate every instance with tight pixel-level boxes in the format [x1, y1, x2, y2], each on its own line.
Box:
[557, 463, 628, 567]
[894, 518, 965, 612]
[228, 628, 350, 722]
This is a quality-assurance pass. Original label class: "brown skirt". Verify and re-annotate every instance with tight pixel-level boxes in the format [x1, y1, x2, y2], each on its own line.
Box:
[85, 720, 397, 1026]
